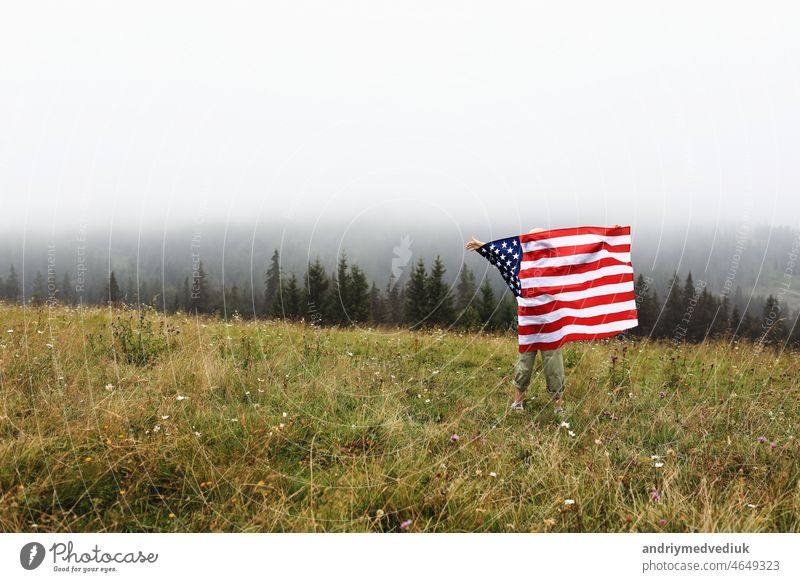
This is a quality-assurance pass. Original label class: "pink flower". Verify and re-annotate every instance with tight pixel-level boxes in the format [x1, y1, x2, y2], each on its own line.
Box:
[658, 518, 668, 526]
[450, 434, 460, 442]
[757, 436, 767, 444]
[770, 442, 777, 449]
[659, 391, 666, 400]
[650, 487, 661, 503]
[400, 519, 413, 530]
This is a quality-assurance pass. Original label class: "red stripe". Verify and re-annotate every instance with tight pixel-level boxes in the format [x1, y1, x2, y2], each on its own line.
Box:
[519, 225, 630, 243]
[517, 309, 639, 336]
[520, 256, 631, 279]
[518, 291, 636, 316]
[518, 323, 638, 352]
[519, 272, 634, 298]
[523, 242, 630, 261]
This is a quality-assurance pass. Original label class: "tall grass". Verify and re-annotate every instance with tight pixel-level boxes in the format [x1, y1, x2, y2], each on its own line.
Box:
[0, 303, 797, 532]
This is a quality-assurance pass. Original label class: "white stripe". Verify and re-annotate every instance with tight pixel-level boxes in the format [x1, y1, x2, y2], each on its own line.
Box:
[516, 281, 635, 307]
[521, 250, 631, 270]
[518, 299, 637, 326]
[518, 318, 638, 345]
[520, 264, 633, 289]
[522, 234, 630, 253]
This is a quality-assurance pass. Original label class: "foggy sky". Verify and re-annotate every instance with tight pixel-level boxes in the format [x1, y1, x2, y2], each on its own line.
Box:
[1, 1, 799, 239]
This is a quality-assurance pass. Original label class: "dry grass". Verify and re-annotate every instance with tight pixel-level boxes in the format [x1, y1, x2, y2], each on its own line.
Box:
[0, 303, 798, 532]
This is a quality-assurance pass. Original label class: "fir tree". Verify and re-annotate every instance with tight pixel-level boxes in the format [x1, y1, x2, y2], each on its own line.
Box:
[189, 262, 210, 314]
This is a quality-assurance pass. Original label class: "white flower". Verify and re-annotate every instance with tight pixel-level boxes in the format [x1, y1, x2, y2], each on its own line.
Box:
[194, 431, 201, 437]
[6, 329, 13, 333]
[161, 415, 170, 420]
[176, 395, 188, 401]
[594, 438, 602, 445]
[746, 503, 757, 508]
[489, 472, 497, 478]
[568, 430, 576, 437]
[279, 423, 285, 429]
[650, 454, 661, 460]
[104, 383, 114, 391]
[654, 462, 664, 468]
[564, 499, 575, 505]
[282, 412, 288, 418]
[346, 351, 353, 357]
[559, 421, 571, 428]
[46, 343, 54, 349]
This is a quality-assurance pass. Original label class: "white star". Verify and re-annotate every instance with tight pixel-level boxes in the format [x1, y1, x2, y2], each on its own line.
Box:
[513, 253, 519, 259]
[512, 240, 518, 246]
[501, 242, 508, 248]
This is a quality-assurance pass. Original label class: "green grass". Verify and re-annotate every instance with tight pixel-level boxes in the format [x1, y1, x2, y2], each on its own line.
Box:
[0, 303, 798, 532]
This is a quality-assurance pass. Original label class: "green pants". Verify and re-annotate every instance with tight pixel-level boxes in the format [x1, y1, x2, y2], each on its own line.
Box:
[513, 348, 565, 398]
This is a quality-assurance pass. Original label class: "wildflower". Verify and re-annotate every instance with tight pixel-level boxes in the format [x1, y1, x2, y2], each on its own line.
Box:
[84, 456, 93, 462]
[757, 436, 767, 444]
[654, 462, 664, 468]
[346, 351, 354, 357]
[543, 518, 556, 527]
[746, 503, 757, 508]
[46, 343, 54, 349]
[770, 442, 777, 449]
[282, 412, 288, 417]
[161, 415, 170, 420]
[193, 431, 201, 437]
[104, 383, 114, 391]
[376, 509, 384, 518]
[176, 395, 188, 401]
[489, 472, 497, 478]
[594, 438, 602, 445]
[400, 519, 413, 530]
[450, 434, 460, 442]
[6, 329, 13, 333]
[563, 499, 575, 505]
[650, 455, 660, 460]
[659, 391, 666, 399]
[559, 421, 570, 429]
[650, 487, 661, 502]
[658, 518, 668, 526]
[168, 513, 175, 519]
[568, 430, 576, 438]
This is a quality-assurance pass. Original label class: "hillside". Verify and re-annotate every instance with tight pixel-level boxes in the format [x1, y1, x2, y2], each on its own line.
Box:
[0, 304, 798, 532]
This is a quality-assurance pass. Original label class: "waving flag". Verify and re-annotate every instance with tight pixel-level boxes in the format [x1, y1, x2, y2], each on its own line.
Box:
[477, 226, 638, 351]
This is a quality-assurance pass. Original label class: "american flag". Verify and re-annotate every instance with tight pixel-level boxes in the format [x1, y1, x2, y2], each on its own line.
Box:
[477, 226, 638, 351]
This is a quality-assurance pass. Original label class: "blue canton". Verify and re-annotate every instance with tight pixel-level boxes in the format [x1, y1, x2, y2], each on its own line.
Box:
[476, 236, 523, 297]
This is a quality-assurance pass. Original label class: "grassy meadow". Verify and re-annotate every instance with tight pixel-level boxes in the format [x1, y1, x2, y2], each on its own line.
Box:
[0, 303, 798, 532]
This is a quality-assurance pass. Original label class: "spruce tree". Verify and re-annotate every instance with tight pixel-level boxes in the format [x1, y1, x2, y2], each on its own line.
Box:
[347, 265, 370, 324]
[477, 279, 497, 330]
[456, 265, 479, 328]
[190, 262, 210, 314]
[31, 272, 46, 305]
[60, 272, 75, 305]
[405, 258, 428, 327]
[264, 250, 281, 316]
[304, 258, 329, 324]
[427, 256, 454, 327]
[385, 274, 403, 325]
[662, 272, 684, 341]
[106, 271, 121, 305]
[369, 282, 385, 324]
[759, 294, 787, 344]
[6, 265, 20, 302]
[327, 253, 352, 325]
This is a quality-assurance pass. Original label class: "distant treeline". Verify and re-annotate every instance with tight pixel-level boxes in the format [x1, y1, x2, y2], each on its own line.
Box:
[1, 254, 797, 346]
